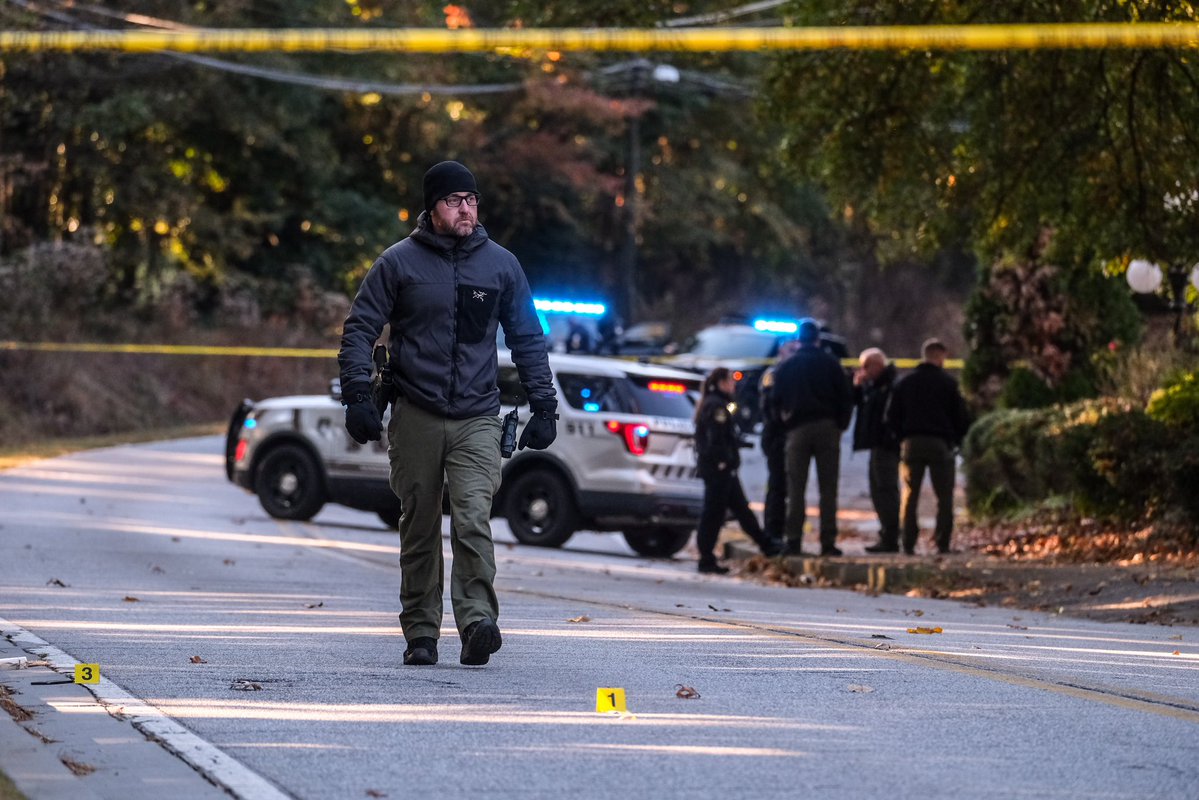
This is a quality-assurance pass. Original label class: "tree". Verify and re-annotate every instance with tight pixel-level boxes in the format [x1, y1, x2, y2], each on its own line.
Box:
[761, 1, 1199, 396]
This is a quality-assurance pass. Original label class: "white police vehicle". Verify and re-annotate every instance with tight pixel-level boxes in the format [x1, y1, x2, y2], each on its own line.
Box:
[225, 351, 705, 557]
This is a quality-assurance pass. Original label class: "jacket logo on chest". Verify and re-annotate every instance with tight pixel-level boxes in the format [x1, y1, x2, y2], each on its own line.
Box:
[472, 290, 487, 301]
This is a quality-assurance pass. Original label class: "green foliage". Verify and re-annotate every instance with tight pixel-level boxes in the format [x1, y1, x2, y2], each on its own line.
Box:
[765, 1, 1199, 267]
[962, 240, 1140, 409]
[963, 398, 1198, 525]
[0, 0, 866, 338]
[1147, 371, 1199, 430]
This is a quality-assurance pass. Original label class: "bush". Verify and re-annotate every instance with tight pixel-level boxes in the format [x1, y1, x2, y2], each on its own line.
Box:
[963, 397, 1195, 527]
[1147, 371, 1199, 430]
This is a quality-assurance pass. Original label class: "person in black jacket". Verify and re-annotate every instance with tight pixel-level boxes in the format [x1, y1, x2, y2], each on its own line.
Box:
[773, 319, 853, 557]
[694, 367, 778, 574]
[758, 339, 799, 547]
[852, 348, 901, 553]
[885, 338, 971, 555]
[339, 161, 557, 668]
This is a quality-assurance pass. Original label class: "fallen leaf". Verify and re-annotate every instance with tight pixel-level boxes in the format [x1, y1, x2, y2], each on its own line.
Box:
[675, 684, 701, 699]
[675, 603, 685, 608]
[305, 602, 323, 609]
[1169, 634, 1183, 640]
[151, 565, 165, 574]
[708, 604, 718, 611]
[903, 609, 925, 617]
[366, 791, 387, 798]
[567, 615, 590, 623]
[189, 655, 207, 664]
[847, 684, 874, 693]
[46, 578, 68, 587]
[1173, 650, 1182, 656]
[906, 627, 943, 635]
[870, 634, 893, 640]
[230, 680, 262, 691]
[223, 559, 236, 566]
[122, 596, 140, 603]
[1006, 624, 1028, 630]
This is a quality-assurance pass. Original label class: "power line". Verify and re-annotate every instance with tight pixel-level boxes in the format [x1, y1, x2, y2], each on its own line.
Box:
[7, 0, 529, 96]
[661, 0, 789, 28]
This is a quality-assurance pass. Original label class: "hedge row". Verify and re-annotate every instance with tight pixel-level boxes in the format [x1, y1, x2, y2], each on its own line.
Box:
[962, 395, 1199, 527]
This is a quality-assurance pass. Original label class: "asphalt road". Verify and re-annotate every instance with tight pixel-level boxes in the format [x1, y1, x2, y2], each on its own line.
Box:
[1, 436, 1197, 799]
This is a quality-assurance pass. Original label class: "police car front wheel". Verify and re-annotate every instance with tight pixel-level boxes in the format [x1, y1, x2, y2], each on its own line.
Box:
[255, 443, 326, 521]
[503, 468, 578, 548]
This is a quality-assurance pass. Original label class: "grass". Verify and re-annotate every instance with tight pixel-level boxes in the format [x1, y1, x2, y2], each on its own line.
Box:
[0, 422, 224, 471]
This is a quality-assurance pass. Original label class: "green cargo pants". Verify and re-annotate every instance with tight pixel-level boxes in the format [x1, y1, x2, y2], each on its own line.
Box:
[783, 417, 842, 552]
[387, 397, 502, 643]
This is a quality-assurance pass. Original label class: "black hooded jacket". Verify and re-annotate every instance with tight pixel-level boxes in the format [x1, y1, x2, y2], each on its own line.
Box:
[338, 213, 554, 419]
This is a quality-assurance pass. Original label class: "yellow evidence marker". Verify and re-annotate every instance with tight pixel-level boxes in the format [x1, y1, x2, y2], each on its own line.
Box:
[74, 664, 100, 684]
[596, 687, 627, 714]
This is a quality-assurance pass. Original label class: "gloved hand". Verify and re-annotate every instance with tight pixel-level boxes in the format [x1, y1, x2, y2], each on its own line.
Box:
[342, 381, 383, 444]
[518, 400, 558, 450]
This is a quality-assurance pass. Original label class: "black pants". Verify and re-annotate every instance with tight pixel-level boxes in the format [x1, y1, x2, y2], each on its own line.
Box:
[762, 432, 788, 541]
[697, 469, 763, 563]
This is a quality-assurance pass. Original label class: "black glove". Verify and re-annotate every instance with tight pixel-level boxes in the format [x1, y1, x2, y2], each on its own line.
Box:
[342, 381, 383, 445]
[518, 400, 558, 450]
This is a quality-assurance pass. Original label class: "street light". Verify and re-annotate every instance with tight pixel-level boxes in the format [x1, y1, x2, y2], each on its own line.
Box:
[1126, 259, 1199, 340]
[617, 59, 679, 325]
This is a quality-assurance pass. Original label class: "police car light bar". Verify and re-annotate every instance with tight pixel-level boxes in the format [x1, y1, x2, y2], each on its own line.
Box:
[534, 298, 607, 316]
[752, 318, 798, 334]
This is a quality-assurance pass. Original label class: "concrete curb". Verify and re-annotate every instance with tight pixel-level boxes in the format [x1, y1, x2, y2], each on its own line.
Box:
[723, 540, 955, 592]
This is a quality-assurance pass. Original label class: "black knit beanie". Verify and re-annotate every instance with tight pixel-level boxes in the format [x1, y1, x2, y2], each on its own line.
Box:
[423, 161, 478, 212]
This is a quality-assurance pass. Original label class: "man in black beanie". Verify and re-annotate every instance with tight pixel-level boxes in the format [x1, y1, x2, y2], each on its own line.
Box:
[339, 160, 557, 668]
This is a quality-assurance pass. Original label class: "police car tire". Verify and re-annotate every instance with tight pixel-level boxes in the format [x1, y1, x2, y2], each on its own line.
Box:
[622, 527, 693, 558]
[504, 468, 577, 548]
[255, 443, 326, 521]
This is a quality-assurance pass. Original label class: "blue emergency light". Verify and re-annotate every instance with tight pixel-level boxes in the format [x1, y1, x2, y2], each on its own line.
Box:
[533, 298, 607, 316]
[752, 318, 799, 334]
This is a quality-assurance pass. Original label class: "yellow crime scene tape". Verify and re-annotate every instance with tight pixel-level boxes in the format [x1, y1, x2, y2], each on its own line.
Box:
[0, 341, 336, 358]
[0, 341, 962, 368]
[2, 24, 1199, 54]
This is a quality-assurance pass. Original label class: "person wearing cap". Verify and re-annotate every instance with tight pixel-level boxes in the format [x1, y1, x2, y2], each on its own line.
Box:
[338, 160, 557, 668]
[852, 348, 901, 553]
[772, 318, 854, 557]
[885, 338, 971, 555]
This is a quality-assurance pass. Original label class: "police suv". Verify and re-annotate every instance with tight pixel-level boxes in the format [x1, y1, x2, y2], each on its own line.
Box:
[225, 352, 705, 557]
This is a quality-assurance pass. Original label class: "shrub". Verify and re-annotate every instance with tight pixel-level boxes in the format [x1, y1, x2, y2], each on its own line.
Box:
[1147, 371, 1199, 430]
[963, 397, 1194, 527]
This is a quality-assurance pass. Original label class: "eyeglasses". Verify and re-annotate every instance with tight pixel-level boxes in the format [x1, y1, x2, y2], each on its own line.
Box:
[441, 194, 480, 208]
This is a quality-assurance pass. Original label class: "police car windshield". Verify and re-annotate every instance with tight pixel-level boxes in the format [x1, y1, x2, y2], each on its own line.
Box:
[688, 328, 776, 359]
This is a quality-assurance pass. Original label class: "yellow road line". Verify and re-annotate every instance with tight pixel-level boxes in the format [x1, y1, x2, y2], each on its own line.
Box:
[3, 24, 1199, 53]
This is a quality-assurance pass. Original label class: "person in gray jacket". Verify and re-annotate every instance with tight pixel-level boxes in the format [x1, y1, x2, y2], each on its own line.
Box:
[338, 160, 557, 668]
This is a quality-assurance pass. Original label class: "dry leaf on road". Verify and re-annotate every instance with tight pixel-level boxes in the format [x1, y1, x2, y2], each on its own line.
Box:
[847, 684, 874, 693]
[189, 655, 207, 664]
[568, 615, 590, 623]
[122, 596, 139, 602]
[907, 627, 943, 635]
[305, 601, 323, 609]
[675, 684, 701, 699]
